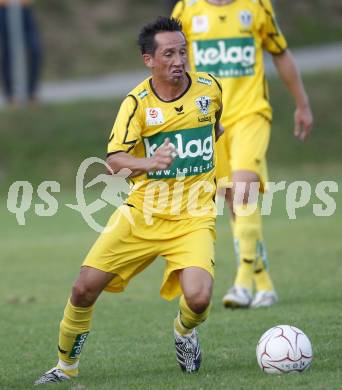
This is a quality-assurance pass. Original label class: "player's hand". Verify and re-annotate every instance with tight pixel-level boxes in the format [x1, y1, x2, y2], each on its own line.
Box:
[149, 138, 178, 171]
[294, 105, 313, 141]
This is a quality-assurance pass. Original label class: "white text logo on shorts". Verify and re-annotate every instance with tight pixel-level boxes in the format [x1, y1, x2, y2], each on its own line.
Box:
[193, 37, 256, 77]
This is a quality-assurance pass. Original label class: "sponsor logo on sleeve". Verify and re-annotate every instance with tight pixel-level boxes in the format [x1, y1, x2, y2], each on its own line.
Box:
[138, 89, 149, 99]
[197, 76, 212, 86]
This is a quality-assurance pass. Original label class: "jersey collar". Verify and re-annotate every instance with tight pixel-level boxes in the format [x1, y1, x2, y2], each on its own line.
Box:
[149, 73, 192, 103]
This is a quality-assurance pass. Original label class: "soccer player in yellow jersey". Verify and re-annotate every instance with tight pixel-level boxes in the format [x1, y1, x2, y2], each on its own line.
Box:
[34, 17, 223, 384]
[172, 0, 313, 308]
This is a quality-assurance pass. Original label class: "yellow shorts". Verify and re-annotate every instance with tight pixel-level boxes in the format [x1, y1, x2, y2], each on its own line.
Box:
[83, 206, 215, 301]
[216, 114, 270, 192]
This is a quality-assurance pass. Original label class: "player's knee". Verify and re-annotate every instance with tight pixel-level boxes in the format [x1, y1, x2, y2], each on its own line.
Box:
[233, 179, 259, 205]
[71, 281, 97, 307]
[234, 187, 252, 205]
[186, 291, 211, 314]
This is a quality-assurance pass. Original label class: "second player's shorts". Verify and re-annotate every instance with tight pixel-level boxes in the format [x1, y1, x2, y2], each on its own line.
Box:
[83, 206, 216, 301]
[216, 113, 271, 192]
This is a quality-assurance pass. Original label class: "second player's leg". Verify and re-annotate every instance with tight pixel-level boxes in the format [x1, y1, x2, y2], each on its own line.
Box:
[223, 170, 261, 307]
[222, 170, 277, 308]
[218, 114, 277, 309]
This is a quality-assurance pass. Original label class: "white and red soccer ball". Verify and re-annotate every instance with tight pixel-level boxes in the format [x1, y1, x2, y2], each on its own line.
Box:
[256, 325, 313, 374]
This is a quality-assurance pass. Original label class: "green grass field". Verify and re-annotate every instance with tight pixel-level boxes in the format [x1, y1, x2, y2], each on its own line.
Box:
[0, 180, 341, 389]
[0, 69, 342, 388]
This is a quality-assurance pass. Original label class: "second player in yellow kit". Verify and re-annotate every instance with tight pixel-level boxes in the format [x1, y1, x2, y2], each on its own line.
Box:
[173, 0, 313, 308]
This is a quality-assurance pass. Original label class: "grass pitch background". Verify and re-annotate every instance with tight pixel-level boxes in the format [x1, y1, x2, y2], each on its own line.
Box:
[0, 71, 342, 389]
[0, 191, 341, 389]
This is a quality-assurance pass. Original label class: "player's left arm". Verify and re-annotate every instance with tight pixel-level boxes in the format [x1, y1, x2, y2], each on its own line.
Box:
[272, 50, 313, 141]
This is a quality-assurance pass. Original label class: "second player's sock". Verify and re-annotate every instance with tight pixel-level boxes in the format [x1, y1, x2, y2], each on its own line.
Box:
[57, 298, 94, 372]
[174, 295, 210, 336]
[233, 204, 262, 290]
[254, 255, 274, 292]
[234, 259, 255, 291]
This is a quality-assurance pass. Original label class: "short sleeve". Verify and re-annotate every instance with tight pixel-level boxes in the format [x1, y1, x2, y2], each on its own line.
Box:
[107, 95, 142, 155]
[171, 0, 185, 20]
[260, 0, 288, 54]
[171, 1, 191, 38]
[208, 73, 223, 108]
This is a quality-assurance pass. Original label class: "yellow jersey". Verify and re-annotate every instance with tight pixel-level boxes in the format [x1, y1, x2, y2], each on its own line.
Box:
[107, 71, 222, 220]
[172, 0, 287, 126]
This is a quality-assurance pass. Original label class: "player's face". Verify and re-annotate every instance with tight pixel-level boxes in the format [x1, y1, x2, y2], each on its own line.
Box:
[144, 31, 187, 84]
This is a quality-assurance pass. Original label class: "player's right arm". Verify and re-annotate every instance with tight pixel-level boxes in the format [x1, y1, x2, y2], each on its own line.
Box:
[106, 95, 176, 177]
[107, 139, 177, 178]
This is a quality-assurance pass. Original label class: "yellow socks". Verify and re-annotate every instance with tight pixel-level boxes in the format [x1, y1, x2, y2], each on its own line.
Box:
[233, 204, 261, 290]
[254, 254, 274, 292]
[174, 295, 210, 336]
[234, 258, 255, 290]
[232, 204, 274, 292]
[57, 298, 94, 375]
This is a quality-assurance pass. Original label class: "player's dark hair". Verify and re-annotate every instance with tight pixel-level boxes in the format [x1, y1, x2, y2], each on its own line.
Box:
[138, 16, 183, 55]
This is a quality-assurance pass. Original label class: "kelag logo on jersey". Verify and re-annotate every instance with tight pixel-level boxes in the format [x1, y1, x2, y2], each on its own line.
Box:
[193, 37, 255, 77]
[143, 125, 214, 179]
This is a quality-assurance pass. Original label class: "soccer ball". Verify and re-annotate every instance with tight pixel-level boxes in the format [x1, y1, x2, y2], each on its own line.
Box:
[256, 325, 313, 374]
